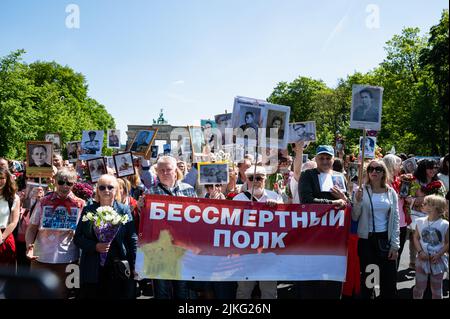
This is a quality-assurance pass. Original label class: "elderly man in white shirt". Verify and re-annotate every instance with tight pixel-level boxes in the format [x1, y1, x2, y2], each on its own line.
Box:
[233, 165, 283, 299]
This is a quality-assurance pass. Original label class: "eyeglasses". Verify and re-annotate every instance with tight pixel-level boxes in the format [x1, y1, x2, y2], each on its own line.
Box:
[248, 176, 264, 182]
[367, 166, 384, 173]
[57, 180, 74, 187]
[98, 185, 115, 191]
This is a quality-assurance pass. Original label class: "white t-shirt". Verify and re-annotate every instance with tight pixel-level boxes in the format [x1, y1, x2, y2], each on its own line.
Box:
[416, 216, 449, 274]
[370, 192, 390, 232]
[290, 177, 300, 204]
[233, 189, 283, 203]
[318, 172, 334, 192]
[0, 194, 20, 229]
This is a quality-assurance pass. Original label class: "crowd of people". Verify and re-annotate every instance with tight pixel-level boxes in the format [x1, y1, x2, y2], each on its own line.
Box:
[0, 145, 448, 299]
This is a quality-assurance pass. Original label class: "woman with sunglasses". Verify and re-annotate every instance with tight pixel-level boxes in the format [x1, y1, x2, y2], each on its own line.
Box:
[74, 174, 138, 299]
[25, 167, 85, 298]
[352, 160, 400, 299]
[0, 167, 20, 266]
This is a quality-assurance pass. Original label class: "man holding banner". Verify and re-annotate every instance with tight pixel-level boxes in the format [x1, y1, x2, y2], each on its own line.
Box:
[233, 165, 283, 299]
[298, 145, 350, 299]
[143, 155, 196, 299]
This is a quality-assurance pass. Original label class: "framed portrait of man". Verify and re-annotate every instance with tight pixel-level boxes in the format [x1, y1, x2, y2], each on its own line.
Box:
[288, 121, 316, 143]
[80, 130, 104, 160]
[86, 157, 107, 183]
[350, 85, 383, 131]
[113, 152, 135, 178]
[348, 163, 359, 183]
[261, 103, 290, 150]
[359, 136, 377, 159]
[127, 129, 158, 158]
[26, 141, 54, 178]
[201, 120, 221, 153]
[214, 113, 233, 145]
[197, 162, 229, 185]
[231, 96, 265, 147]
[331, 174, 347, 193]
[188, 126, 206, 155]
[45, 133, 61, 152]
[23, 182, 49, 209]
[66, 141, 81, 163]
[107, 129, 121, 149]
[402, 158, 417, 174]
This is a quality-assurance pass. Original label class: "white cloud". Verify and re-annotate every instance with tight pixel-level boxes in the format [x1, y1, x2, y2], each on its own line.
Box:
[172, 80, 185, 85]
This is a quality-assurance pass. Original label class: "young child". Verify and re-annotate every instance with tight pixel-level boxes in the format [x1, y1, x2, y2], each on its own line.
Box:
[413, 194, 449, 299]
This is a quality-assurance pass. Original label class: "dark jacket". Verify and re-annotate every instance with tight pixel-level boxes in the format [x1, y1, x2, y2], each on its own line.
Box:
[74, 201, 138, 284]
[299, 168, 351, 204]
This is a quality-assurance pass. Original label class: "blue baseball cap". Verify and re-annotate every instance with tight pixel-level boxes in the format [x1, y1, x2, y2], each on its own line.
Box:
[316, 145, 334, 157]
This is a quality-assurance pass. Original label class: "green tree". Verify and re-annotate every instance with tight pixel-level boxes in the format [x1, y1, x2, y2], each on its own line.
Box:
[0, 50, 116, 159]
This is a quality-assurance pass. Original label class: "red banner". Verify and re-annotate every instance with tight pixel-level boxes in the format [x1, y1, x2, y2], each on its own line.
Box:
[139, 195, 351, 256]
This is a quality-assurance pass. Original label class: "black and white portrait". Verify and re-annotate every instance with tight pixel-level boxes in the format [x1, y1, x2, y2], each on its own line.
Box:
[189, 126, 206, 155]
[359, 136, 377, 159]
[26, 141, 54, 177]
[198, 162, 229, 185]
[107, 129, 121, 148]
[332, 174, 347, 193]
[348, 163, 359, 183]
[261, 103, 290, 149]
[80, 130, 104, 160]
[402, 158, 417, 174]
[87, 157, 107, 183]
[45, 133, 61, 152]
[113, 152, 135, 178]
[66, 141, 81, 163]
[232, 97, 264, 144]
[288, 121, 316, 143]
[215, 113, 232, 145]
[350, 85, 383, 130]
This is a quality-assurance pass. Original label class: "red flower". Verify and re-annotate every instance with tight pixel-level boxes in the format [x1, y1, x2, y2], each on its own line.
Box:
[422, 181, 443, 195]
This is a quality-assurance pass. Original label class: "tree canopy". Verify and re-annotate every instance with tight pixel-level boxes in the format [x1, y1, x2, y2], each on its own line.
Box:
[0, 50, 115, 159]
[267, 9, 449, 157]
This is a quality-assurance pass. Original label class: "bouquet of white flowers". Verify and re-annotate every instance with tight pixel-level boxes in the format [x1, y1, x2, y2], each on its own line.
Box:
[82, 206, 129, 266]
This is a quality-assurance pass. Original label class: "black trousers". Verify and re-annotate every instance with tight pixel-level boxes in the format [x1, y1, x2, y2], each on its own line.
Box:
[79, 266, 136, 299]
[358, 233, 397, 299]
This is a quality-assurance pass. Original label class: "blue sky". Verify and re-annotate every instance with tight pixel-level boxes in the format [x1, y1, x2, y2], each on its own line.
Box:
[1, 0, 448, 143]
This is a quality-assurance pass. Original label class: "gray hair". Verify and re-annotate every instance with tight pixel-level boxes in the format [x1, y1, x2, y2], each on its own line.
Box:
[157, 156, 177, 169]
[382, 154, 401, 179]
[55, 167, 77, 182]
